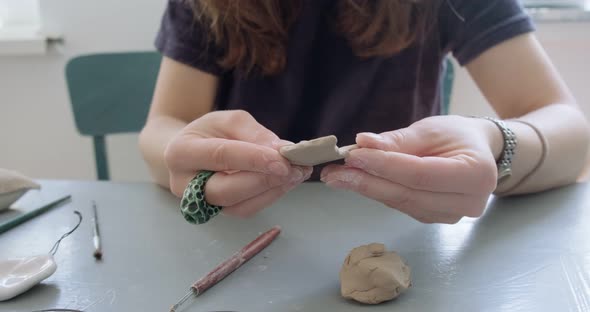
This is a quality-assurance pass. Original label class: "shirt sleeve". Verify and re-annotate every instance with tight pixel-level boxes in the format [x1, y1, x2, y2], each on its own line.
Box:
[439, 0, 536, 66]
[154, 0, 225, 75]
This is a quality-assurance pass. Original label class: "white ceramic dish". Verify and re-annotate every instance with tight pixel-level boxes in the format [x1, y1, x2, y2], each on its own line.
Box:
[0, 255, 57, 301]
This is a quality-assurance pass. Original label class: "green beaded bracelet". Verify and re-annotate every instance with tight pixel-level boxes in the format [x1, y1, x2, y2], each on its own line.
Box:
[180, 171, 222, 224]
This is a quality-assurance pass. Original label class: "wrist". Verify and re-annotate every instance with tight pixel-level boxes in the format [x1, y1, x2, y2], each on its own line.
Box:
[470, 115, 547, 194]
[471, 116, 518, 185]
[477, 117, 504, 162]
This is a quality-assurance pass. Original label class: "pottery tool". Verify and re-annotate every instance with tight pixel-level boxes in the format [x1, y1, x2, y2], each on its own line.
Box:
[170, 225, 282, 312]
[0, 195, 71, 235]
[279, 135, 358, 166]
[91, 201, 103, 260]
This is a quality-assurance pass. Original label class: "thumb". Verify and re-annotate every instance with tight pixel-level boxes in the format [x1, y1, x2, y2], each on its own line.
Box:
[356, 128, 424, 155]
[271, 139, 295, 151]
[205, 110, 283, 149]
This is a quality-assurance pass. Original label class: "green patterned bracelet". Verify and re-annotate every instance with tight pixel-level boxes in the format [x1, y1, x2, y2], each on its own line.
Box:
[180, 171, 222, 224]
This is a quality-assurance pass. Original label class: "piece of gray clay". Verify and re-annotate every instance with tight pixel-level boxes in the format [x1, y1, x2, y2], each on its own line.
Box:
[279, 135, 358, 166]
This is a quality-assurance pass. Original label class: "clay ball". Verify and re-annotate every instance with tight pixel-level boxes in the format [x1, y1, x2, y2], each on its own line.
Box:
[339, 243, 411, 304]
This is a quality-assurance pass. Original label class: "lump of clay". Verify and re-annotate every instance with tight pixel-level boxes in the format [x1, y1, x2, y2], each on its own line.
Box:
[279, 135, 357, 166]
[340, 243, 411, 304]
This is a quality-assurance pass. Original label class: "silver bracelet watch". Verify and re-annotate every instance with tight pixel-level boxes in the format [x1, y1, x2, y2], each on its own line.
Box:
[476, 116, 518, 183]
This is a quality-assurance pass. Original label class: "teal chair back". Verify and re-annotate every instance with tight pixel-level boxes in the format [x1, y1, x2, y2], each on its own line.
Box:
[65, 51, 162, 180]
[441, 57, 455, 115]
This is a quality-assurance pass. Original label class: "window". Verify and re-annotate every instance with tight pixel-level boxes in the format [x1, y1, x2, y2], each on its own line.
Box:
[0, 0, 40, 30]
[521, 0, 590, 9]
[0, 0, 45, 55]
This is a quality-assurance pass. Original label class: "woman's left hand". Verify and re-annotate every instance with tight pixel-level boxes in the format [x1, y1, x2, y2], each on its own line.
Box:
[321, 115, 502, 224]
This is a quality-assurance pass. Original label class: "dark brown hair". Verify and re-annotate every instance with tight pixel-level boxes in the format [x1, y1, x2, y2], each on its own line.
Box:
[190, 0, 434, 75]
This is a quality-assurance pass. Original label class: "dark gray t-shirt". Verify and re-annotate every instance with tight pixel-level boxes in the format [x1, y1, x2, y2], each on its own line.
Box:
[155, 0, 534, 146]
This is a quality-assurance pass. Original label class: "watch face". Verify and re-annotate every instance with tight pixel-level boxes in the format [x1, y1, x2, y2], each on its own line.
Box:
[498, 167, 512, 183]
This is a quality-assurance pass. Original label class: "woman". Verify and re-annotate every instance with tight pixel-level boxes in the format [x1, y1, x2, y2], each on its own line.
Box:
[139, 0, 589, 224]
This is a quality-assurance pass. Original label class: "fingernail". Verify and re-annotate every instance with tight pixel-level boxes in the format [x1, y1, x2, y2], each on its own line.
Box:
[268, 161, 289, 176]
[341, 172, 357, 183]
[324, 172, 356, 184]
[325, 180, 351, 190]
[291, 168, 304, 182]
[303, 167, 313, 180]
[345, 157, 365, 169]
[359, 132, 384, 141]
[273, 139, 294, 149]
[320, 171, 329, 182]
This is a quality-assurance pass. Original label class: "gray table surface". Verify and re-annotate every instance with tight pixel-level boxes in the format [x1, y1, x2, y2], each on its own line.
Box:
[1, 180, 589, 312]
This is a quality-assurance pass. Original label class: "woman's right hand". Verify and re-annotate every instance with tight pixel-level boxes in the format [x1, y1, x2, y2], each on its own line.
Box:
[164, 110, 312, 217]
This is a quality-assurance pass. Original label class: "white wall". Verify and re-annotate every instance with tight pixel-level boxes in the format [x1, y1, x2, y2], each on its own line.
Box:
[0, 3, 589, 182]
[450, 22, 590, 117]
[0, 0, 165, 181]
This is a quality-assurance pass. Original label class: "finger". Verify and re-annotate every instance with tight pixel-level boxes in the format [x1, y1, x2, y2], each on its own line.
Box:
[321, 166, 485, 220]
[201, 110, 283, 148]
[205, 167, 307, 207]
[325, 174, 458, 224]
[167, 138, 291, 175]
[298, 166, 314, 183]
[356, 128, 425, 155]
[345, 149, 497, 194]
[323, 167, 479, 222]
[221, 180, 304, 218]
[169, 171, 199, 198]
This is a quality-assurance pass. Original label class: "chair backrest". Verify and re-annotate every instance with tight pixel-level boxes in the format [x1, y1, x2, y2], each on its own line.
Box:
[65, 51, 162, 180]
[441, 58, 455, 115]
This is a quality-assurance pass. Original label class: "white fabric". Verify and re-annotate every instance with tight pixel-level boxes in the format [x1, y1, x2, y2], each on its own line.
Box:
[0, 168, 40, 210]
